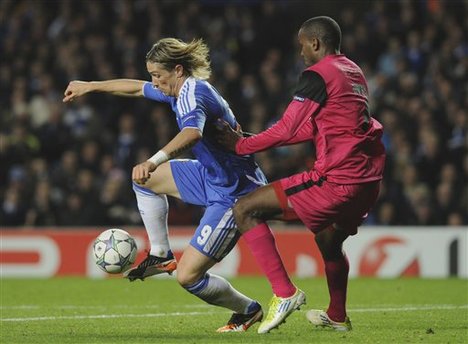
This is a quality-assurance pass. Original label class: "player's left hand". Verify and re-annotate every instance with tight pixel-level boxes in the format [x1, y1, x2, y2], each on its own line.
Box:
[132, 161, 157, 185]
[63, 81, 91, 102]
[215, 119, 242, 153]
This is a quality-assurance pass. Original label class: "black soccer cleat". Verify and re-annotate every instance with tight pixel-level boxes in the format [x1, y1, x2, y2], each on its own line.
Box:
[124, 251, 177, 282]
[216, 303, 264, 332]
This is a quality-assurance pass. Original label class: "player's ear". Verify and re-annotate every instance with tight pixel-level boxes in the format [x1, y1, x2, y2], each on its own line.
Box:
[311, 37, 320, 51]
[174, 64, 184, 78]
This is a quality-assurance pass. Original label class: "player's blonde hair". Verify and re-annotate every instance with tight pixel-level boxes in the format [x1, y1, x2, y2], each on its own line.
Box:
[146, 38, 211, 80]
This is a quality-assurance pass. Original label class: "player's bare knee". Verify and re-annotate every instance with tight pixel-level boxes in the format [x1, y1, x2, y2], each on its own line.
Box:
[176, 268, 202, 287]
[176, 273, 196, 288]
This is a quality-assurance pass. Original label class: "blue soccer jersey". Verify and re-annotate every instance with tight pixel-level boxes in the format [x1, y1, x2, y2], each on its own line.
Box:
[138, 78, 266, 261]
[142, 78, 267, 200]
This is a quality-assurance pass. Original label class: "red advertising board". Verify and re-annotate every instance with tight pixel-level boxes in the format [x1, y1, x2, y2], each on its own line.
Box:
[1, 227, 466, 278]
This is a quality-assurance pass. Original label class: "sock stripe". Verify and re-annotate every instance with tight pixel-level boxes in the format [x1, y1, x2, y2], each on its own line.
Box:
[185, 274, 210, 294]
[183, 273, 256, 314]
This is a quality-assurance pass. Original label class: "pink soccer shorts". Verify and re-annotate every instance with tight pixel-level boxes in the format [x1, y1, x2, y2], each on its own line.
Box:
[272, 170, 380, 235]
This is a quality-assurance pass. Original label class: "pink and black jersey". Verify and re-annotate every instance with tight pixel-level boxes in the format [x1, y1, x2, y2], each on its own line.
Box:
[236, 54, 385, 184]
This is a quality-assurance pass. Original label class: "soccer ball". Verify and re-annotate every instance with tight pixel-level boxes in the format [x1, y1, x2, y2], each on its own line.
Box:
[93, 228, 138, 274]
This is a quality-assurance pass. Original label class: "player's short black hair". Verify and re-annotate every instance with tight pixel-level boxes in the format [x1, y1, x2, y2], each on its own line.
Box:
[300, 16, 342, 51]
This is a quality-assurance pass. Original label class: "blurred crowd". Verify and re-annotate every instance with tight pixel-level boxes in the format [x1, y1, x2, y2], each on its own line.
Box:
[1, 0, 466, 228]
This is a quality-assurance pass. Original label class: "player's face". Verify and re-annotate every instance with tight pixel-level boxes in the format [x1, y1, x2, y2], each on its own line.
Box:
[146, 62, 179, 97]
[298, 30, 319, 66]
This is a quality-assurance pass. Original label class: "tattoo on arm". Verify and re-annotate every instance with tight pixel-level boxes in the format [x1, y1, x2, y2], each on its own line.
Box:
[168, 141, 198, 159]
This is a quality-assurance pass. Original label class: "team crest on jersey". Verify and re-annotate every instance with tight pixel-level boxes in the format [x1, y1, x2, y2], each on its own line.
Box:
[293, 95, 305, 102]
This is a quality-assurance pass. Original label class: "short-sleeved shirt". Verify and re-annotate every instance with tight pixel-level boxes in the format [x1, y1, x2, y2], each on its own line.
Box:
[142, 78, 267, 198]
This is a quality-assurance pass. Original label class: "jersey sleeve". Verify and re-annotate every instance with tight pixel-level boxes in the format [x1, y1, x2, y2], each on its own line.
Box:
[142, 82, 173, 103]
[177, 85, 207, 132]
[293, 70, 327, 105]
[179, 108, 206, 132]
[235, 71, 326, 155]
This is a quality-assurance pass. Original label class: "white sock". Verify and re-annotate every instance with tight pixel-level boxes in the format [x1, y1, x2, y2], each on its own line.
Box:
[133, 183, 170, 257]
[185, 273, 259, 314]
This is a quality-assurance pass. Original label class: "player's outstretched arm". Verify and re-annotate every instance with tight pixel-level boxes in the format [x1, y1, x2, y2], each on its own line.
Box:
[63, 79, 146, 102]
[225, 100, 319, 155]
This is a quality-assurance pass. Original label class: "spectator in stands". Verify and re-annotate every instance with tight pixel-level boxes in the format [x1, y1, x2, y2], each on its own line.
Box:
[1, 0, 466, 227]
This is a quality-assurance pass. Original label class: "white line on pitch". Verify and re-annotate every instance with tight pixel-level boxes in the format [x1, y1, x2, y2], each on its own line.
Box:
[1, 311, 226, 322]
[350, 305, 468, 312]
[0, 305, 40, 310]
[0, 304, 212, 310]
[1, 305, 467, 322]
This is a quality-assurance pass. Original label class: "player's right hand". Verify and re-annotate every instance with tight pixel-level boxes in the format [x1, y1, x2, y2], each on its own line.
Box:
[132, 161, 157, 185]
[63, 81, 91, 102]
[214, 119, 243, 153]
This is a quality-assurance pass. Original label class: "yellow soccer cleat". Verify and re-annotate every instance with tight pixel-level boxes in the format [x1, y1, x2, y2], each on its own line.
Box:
[257, 289, 306, 334]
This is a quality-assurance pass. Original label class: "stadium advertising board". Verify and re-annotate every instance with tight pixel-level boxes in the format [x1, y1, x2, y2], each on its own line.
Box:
[1, 227, 466, 278]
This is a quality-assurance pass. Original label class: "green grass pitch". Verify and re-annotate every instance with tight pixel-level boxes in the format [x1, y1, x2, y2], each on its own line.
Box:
[1, 277, 467, 343]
